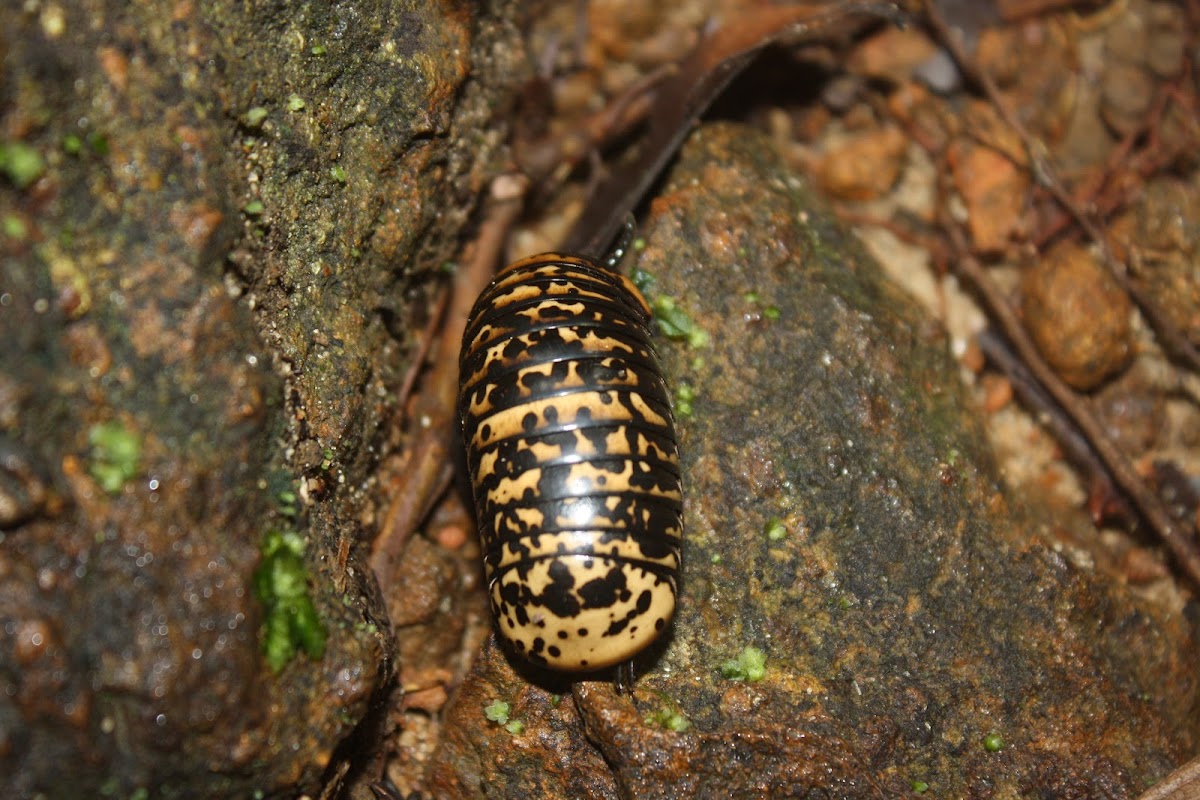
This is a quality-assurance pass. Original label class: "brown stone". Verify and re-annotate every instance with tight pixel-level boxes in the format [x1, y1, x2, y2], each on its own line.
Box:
[1021, 242, 1133, 390]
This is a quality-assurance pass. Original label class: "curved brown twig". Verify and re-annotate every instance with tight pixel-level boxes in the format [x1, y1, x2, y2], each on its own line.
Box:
[370, 174, 529, 591]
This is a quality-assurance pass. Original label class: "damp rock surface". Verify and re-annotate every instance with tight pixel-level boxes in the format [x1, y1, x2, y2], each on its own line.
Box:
[428, 122, 1199, 799]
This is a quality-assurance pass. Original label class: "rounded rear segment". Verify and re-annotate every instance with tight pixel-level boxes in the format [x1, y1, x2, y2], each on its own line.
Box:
[489, 554, 676, 671]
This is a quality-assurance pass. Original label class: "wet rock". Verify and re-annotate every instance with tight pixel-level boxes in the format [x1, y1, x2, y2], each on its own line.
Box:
[0, 1, 522, 796]
[429, 643, 621, 800]
[429, 122, 1198, 798]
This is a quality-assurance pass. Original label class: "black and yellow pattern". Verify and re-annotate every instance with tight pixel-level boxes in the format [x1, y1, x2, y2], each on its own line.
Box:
[459, 253, 682, 671]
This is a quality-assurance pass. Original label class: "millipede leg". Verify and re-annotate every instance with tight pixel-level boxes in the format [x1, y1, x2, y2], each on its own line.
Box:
[602, 213, 637, 271]
[614, 659, 637, 695]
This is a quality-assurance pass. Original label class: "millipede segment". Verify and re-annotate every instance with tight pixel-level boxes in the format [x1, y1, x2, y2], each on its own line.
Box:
[459, 253, 682, 671]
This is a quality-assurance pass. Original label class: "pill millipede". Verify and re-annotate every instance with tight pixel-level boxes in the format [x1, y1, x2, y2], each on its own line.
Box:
[457, 223, 682, 672]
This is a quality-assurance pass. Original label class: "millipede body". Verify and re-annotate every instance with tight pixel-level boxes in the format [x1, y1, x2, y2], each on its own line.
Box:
[458, 252, 682, 671]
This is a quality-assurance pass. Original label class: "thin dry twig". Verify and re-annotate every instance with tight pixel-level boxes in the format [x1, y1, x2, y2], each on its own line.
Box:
[1136, 753, 1200, 800]
[370, 174, 529, 590]
[833, 207, 942, 253]
[1032, 82, 1170, 248]
[515, 64, 672, 191]
[395, 287, 451, 420]
[976, 329, 1129, 524]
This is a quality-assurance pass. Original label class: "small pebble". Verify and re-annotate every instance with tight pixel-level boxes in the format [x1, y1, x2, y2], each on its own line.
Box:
[434, 523, 469, 550]
[817, 125, 908, 201]
[980, 373, 1013, 413]
[1021, 243, 1132, 390]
